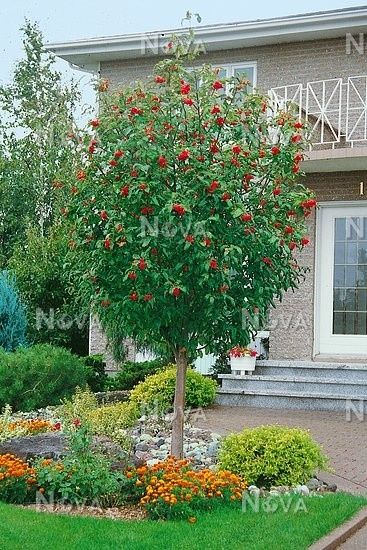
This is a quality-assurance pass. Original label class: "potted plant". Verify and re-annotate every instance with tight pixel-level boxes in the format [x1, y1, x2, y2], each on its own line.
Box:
[229, 346, 258, 375]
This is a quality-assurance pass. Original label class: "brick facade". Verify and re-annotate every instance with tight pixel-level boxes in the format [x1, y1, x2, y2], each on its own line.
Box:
[89, 316, 136, 371]
[269, 171, 367, 360]
[92, 36, 367, 363]
[100, 36, 366, 94]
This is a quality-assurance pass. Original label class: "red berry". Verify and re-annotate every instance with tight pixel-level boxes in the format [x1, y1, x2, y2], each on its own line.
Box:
[207, 180, 220, 193]
[177, 150, 190, 161]
[158, 156, 167, 168]
[185, 235, 195, 244]
[172, 203, 186, 216]
[180, 82, 191, 95]
[213, 80, 224, 90]
[289, 241, 297, 251]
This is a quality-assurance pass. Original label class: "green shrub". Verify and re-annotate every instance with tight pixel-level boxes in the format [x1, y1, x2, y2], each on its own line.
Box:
[84, 355, 107, 392]
[106, 359, 166, 391]
[130, 367, 217, 412]
[57, 387, 99, 425]
[218, 425, 329, 488]
[58, 387, 137, 448]
[35, 424, 125, 506]
[88, 401, 138, 447]
[0, 344, 89, 411]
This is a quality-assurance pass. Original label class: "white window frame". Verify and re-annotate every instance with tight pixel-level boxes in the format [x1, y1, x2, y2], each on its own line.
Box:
[213, 61, 257, 90]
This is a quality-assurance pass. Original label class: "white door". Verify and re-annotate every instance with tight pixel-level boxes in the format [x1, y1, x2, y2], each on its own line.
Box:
[316, 204, 367, 355]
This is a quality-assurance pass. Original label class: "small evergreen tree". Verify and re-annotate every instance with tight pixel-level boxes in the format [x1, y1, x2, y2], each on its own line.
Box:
[0, 271, 27, 350]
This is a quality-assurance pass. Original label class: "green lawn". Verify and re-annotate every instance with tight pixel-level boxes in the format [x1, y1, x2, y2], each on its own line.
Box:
[0, 493, 366, 550]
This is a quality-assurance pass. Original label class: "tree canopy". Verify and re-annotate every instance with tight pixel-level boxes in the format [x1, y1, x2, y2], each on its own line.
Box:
[66, 41, 315, 454]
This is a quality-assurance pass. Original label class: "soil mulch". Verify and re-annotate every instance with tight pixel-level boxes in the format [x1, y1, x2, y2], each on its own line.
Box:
[22, 503, 147, 521]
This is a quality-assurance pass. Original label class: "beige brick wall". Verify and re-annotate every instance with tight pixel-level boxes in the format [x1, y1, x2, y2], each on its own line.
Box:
[101, 36, 366, 92]
[89, 316, 136, 371]
[269, 171, 367, 361]
[98, 36, 367, 362]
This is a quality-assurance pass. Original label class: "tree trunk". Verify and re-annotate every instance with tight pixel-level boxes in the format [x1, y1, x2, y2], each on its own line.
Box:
[171, 348, 188, 458]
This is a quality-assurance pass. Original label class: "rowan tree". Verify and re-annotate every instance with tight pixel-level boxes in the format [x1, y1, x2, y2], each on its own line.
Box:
[67, 42, 315, 456]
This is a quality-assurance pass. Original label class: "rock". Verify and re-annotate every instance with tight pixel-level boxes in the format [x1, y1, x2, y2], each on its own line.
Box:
[294, 485, 310, 496]
[95, 390, 130, 404]
[248, 486, 260, 497]
[155, 438, 165, 447]
[307, 478, 322, 491]
[139, 434, 153, 443]
[135, 443, 149, 452]
[185, 450, 197, 458]
[318, 481, 337, 493]
[146, 459, 159, 466]
[134, 451, 150, 462]
[207, 442, 219, 457]
[0, 433, 67, 460]
[91, 436, 128, 460]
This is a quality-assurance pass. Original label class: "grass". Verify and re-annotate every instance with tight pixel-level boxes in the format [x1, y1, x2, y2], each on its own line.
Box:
[0, 493, 366, 550]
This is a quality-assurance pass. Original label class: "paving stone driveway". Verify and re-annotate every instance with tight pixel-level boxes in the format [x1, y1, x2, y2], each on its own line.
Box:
[193, 405, 367, 495]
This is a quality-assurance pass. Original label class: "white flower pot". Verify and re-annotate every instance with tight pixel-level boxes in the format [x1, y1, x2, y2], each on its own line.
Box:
[230, 355, 256, 376]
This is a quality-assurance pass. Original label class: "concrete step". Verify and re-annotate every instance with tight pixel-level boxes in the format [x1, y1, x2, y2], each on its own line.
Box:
[216, 387, 367, 413]
[255, 360, 367, 382]
[220, 374, 367, 398]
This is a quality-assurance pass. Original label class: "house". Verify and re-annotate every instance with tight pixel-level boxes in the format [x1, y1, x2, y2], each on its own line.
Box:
[49, 7, 367, 410]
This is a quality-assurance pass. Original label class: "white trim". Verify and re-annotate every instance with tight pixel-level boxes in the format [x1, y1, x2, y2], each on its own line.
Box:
[47, 7, 367, 68]
[317, 200, 367, 208]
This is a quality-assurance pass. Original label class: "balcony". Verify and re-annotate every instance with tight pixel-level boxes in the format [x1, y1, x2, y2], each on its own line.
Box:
[269, 76, 367, 172]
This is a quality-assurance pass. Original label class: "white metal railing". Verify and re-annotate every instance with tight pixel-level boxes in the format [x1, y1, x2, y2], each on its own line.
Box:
[269, 75, 367, 148]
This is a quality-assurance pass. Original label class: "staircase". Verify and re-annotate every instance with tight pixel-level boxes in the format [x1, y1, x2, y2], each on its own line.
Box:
[216, 360, 367, 412]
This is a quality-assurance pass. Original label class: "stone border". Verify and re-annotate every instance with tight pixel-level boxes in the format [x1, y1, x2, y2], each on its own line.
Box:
[309, 507, 367, 550]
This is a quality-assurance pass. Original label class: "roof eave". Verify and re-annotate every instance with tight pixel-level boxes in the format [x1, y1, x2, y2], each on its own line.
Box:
[47, 7, 367, 71]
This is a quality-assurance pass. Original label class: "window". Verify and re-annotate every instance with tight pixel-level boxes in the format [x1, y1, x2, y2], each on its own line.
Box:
[214, 62, 257, 93]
